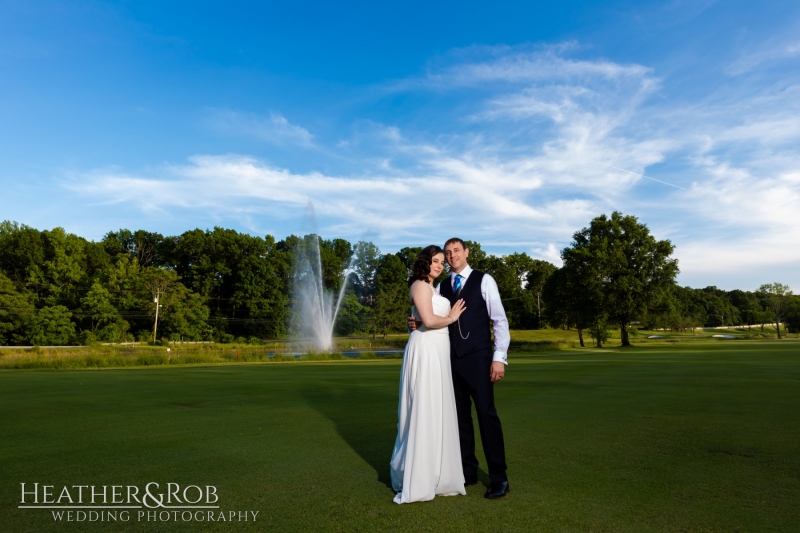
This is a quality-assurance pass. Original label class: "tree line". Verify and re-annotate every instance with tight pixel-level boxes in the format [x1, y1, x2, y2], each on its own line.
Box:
[0, 213, 797, 346]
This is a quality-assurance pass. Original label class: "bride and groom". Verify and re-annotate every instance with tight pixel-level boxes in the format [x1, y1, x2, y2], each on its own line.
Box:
[390, 238, 510, 504]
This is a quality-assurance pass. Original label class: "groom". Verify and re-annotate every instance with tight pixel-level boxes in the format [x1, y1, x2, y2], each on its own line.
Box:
[410, 238, 510, 499]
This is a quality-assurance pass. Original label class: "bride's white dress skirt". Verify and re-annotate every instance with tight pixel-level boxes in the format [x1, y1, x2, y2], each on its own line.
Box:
[390, 295, 466, 504]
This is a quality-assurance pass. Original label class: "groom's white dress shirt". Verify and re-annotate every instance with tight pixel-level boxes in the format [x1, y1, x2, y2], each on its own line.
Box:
[436, 264, 510, 365]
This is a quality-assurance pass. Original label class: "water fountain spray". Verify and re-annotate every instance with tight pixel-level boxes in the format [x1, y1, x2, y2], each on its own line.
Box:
[293, 202, 359, 351]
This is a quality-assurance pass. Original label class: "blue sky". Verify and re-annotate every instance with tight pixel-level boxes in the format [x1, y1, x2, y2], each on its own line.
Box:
[2, 0, 799, 290]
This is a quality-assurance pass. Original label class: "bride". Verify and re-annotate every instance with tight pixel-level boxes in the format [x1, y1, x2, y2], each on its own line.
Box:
[390, 245, 467, 504]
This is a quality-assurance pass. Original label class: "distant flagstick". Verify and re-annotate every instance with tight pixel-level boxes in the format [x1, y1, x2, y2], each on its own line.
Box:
[611, 167, 686, 190]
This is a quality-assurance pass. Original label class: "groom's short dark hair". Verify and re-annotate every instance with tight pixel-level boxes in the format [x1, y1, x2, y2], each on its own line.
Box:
[444, 237, 467, 250]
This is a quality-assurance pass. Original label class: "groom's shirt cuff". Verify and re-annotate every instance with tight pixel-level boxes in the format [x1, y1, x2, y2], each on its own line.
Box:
[493, 351, 507, 365]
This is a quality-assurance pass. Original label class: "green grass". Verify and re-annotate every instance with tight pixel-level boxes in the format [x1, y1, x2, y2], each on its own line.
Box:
[1, 340, 799, 531]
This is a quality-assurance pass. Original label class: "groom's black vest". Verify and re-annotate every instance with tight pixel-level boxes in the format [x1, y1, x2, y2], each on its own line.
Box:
[440, 270, 493, 358]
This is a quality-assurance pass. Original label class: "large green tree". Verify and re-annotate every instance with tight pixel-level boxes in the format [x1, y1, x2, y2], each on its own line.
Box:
[525, 260, 557, 329]
[462, 240, 488, 272]
[0, 272, 34, 345]
[0, 221, 46, 285]
[480, 253, 530, 328]
[334, 292, 367, 335]
[25, 306, 75, 346]
[545, 243, 607, 346]
[564, 212, 679, 346]
[157, 282, 212, 341]
[395, 247, 422, 278]
[103, 229, 168, 267]
[758, 283, 793, 339]
[79, 281, 129, 342]
[368, 253, 410, 339]
[352, 241, 382, 304]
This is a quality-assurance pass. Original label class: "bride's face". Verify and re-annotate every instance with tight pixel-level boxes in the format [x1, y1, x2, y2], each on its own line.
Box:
[428, 253, 445, 282]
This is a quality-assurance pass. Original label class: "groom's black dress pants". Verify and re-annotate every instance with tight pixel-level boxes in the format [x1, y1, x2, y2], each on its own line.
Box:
[451, 347, 508, 484]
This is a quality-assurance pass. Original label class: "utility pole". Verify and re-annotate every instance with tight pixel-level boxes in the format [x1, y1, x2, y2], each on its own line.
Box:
[536, 292, 542, 328]
[144, 273, 171, 344]
[153, 291, 162, 342]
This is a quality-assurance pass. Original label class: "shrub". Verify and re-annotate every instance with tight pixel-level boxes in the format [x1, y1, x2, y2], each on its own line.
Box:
[217, 333, 234, 344]
[25, 306, 75, 345]
[79, 331, 98, 346]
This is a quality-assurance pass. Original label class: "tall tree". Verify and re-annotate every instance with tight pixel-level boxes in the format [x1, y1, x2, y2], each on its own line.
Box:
[525, 260, 557, 329]
[79, 281, 127, 341]
[564, 212, 678, 346]
[320, 237, 354, 295]
[546, 243, 607, 346]
[542, 268, 582, 345]
[334, 291, 367, 335]
[25, 306, 76, 346]
[758, 283, 793, 339]
[462, 240, 488, 272]
[352, 241, 382, 304]
[396, 247, 423, 278]
[0, 272, 34, 345]
[157, 282, 212, 341]
[0, 221, 46, 285]
[481, 253, 530, 328]
[369, 253, 410, 339]
[103, 229, 167, 267]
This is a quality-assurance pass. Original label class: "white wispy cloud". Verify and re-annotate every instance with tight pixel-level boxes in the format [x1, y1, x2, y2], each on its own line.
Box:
[203, 109, 314, 147]
[405, 43, 653, 89]
[71, 152, 595, 245]
[727, 39, 800, 76]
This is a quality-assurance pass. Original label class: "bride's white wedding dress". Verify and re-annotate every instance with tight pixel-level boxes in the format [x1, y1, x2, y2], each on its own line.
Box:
[390, 284, 466, 504]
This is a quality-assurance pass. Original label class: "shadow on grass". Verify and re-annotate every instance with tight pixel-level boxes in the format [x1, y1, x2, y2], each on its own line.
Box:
[303, 380, 494, 491]
[303, 382, 398, 489]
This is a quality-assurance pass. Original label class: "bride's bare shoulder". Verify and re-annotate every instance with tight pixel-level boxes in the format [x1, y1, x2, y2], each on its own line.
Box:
[409, 280, 433, 294]
[409, 280, 425, 291]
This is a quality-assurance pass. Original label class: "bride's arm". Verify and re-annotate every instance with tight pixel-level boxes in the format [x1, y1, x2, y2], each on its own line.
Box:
[410, 281, 466, 330]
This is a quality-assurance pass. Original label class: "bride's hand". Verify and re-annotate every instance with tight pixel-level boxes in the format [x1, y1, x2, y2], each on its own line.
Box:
[448, 299, 466, 322]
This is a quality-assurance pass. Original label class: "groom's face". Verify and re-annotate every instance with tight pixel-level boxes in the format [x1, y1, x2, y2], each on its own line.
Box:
[445, 242, 469, 273]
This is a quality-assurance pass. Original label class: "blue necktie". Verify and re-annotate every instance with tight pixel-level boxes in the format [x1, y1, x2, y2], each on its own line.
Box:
[453, 274, 463, 294]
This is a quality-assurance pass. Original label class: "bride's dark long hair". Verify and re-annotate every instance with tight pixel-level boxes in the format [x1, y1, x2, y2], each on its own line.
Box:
[408, 245, 445, 286]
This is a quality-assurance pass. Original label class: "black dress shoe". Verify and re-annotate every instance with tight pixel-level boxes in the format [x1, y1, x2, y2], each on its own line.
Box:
[484, 481, 510, 499]
[464, 476, 478, 486]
